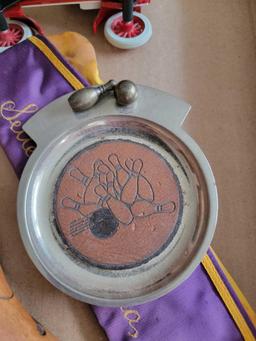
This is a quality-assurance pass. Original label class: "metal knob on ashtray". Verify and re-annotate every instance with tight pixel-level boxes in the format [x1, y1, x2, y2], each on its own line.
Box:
[17, 83, 218, 306]
[68, 80, 138, 112]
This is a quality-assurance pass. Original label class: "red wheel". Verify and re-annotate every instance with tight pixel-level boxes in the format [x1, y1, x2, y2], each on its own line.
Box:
[111, 14, 145, 38]
[0, 20, 32, 53]
[104, 12, 152, 49]
[0, 23, 23, 47]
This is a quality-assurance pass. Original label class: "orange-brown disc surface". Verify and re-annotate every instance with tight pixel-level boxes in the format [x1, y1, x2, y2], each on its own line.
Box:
[54, 140, 182, 269]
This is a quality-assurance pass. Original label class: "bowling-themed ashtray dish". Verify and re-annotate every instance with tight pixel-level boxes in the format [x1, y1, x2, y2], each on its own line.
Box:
[17, 84, 218, 306]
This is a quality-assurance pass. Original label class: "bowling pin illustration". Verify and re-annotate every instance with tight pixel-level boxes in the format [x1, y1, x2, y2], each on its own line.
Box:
[138, 173, 154, 202]
[95, 184, 133, 225]
[69, 167, 90, 187]
[124, 158, 134, 172]
[97, 164, 116, 192]
[106, 172, 117, 198]
[83, 159, 102, 204]
[131, 200, 176, 218]
[113, 176, 121, 198]
[108, 153, 129, 188]
[128, 158, 154, 202]
[62, 197, 97, 216]
[97, 162, 112, 174]
[121, 159, 141, 204]
[94, 183, 109, 208]
[99, 172, 107, 187]
[125, 159, 154, 202]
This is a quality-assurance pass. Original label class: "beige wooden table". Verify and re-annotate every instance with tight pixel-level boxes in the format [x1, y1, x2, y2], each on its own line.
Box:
[0, 1, 255, 340]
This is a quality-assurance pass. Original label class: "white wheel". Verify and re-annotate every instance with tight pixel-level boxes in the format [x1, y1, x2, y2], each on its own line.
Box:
[0, 20, 32, 53]
[104, 12, 152, 49]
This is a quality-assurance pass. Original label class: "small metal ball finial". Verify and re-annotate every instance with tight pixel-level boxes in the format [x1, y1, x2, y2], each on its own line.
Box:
[114, 80, 138, 106]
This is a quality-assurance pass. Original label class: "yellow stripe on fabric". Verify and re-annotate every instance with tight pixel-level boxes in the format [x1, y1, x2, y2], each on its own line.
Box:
[202, 255, 255, 341]
[29, 36, 84, 91]
[210, 247, 256, 328]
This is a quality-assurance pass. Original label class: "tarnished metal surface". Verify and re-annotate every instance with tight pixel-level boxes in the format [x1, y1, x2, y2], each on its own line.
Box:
[17, 85, 218, 306]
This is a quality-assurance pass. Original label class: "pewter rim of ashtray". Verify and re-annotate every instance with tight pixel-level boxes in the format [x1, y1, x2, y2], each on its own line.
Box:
[17, 87, 218, 306]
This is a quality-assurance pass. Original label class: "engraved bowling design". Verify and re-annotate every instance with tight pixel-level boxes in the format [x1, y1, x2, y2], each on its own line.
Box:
[108, 153, 129, 197]
[121, 159, 154, 204]
[95, 184, 133, 225]
[54, 140, 182, 269]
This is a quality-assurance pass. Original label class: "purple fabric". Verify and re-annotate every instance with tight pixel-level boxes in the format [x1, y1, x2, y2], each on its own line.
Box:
[208, 249, 256, 338]
[93, 263, 243, 341]
[0, 37, 88, 177]
[0, 35, 254, 341]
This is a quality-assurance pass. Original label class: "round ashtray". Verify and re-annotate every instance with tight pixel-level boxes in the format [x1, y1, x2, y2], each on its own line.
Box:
[18, 87, 217, 306]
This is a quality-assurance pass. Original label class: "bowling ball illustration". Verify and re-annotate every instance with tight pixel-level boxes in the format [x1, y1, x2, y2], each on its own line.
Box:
[54, 140, 181, 270]
[89, 208, 119, 239]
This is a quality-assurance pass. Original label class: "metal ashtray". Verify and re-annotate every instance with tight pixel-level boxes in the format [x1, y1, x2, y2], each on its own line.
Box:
[17, 85, 218, 306]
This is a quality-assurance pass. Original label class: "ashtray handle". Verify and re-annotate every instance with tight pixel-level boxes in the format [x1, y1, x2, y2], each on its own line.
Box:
[22, 85, 191, 148]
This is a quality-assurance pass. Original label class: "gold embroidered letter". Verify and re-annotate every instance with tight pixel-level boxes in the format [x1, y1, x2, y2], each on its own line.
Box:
[0, 100, 38, 156]
[121, 307, 141, 338]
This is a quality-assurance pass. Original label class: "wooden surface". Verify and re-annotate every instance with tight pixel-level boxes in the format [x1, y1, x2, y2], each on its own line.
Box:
[0, 1, 255, 340]
[0, 266, 57, 340]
